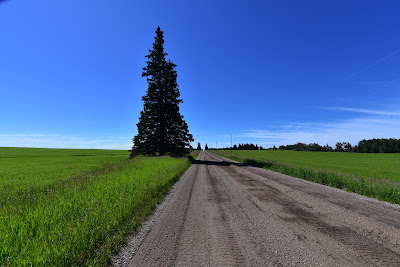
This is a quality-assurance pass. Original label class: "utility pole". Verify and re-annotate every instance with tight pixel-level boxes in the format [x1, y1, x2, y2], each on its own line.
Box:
[216, 141, 217, 150]
[231, 134, 232, 154]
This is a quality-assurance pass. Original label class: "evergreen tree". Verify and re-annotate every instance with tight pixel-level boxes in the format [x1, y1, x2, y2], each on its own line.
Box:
[205, 143, 209, 150]
[197, 142, 202, 150]
[131, 27, 193, 157]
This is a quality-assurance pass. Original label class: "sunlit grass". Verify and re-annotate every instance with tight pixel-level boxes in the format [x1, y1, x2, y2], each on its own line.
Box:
[214, 150, 400, 204]
[0, 147, 191, 266]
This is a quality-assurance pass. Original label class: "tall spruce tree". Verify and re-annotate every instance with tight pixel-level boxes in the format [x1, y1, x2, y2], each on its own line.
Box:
[131, 27, 193, 157]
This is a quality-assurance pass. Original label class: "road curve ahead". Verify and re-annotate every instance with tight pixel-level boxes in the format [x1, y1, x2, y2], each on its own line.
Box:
[129, 151, 400, 266]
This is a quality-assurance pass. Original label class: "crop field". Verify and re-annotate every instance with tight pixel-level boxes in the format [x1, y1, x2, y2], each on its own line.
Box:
[214, 150, 400, 204]
[0, 147, 192, 266]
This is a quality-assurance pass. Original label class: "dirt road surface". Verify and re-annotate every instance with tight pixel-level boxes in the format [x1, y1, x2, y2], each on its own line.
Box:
[126, 151, 400, 266]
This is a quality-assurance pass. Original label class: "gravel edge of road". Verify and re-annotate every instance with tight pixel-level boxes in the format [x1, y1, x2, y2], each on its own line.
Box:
[111, 167, 190, 267]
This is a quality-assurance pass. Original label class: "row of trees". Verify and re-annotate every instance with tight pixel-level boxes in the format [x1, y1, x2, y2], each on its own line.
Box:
[230, 143, 264, 150]
[197, 143, 264, 150]
[278, 143, 335, 152]
[277, 138, 400, 153]
[196, 138, 400, 153]
[357, 138, 400, 153]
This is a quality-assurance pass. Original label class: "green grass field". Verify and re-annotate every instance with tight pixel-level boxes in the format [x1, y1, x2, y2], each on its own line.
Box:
[214, 150, 400, 204]
[0, 147, 192, 266]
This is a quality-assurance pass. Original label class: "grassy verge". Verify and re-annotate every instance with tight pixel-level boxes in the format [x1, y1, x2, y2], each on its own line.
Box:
[0, 148, 192, 266]
[213, 151, 400, 205]
[189, 149, 201, 162]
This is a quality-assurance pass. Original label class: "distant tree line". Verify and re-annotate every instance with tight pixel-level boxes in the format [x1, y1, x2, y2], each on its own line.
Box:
[277, 138, 400, 153]
[356, 138, 400, 153]
[278, 143, 334, 152]
[218, 143, 264, 150]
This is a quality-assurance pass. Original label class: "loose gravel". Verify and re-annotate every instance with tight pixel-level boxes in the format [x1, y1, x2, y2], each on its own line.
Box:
[114, 151, 400, 266]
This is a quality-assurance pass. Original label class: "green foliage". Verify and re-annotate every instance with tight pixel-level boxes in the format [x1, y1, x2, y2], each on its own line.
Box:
[132, 26, 193, 157]
[205, 143, 208, 150]
[279, 142, 334, 152]
[188, 150, 201, 163]
[214, 150, 400, 204]
[335, 142, 344, 152]
[357, 138, 400, 153]
[0, 147, 191, 266]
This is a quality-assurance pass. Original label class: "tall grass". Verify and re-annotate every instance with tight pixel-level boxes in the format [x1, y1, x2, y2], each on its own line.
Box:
[0, 148, 191, 266]
[213, 150, 400, 205]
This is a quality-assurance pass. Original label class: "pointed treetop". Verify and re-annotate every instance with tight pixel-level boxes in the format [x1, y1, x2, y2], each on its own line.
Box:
[132, 27, 193, 157]
[150, 26, 167, 57]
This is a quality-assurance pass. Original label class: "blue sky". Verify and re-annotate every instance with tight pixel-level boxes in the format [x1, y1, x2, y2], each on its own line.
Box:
[1, 0, 400, 149]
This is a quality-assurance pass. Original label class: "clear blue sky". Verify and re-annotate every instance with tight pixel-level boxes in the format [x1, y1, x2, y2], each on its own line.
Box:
[1, 0, 400, 149]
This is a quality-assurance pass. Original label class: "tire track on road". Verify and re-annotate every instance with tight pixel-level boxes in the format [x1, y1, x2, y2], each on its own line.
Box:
[204, 164, 246, 266]
[169, 159, 199, 265]
[127, 156, 201, 266]
[212, 153, 400, 266]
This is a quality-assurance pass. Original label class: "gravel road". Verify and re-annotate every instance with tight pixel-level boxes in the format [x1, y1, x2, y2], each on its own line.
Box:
[119, 151, 400, 266]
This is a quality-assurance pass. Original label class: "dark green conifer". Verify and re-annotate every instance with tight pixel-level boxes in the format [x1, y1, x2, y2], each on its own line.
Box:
[131, 27, 193, 157]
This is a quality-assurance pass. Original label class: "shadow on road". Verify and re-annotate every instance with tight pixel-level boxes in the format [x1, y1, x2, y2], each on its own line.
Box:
[193, 159, 247, 167]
